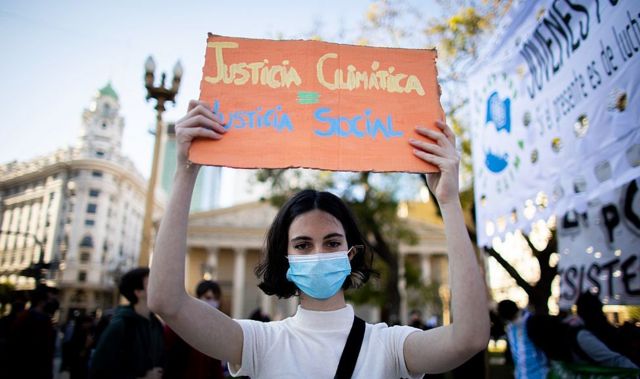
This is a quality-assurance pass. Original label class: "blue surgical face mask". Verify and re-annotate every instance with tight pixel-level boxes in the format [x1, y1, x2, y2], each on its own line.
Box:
[286, 251, 351, 300]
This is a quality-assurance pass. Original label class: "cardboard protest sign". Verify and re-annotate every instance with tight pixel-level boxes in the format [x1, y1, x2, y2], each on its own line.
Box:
[191, 34, 444, 173]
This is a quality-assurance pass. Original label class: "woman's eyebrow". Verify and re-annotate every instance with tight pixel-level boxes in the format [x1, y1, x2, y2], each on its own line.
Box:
[323, 233, 344, 240]
[290, 236, 312, 242]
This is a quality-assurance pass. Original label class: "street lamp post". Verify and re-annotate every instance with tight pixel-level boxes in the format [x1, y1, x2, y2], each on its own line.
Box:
[139, 56, 183, 267]
[0, 230, 49, 283]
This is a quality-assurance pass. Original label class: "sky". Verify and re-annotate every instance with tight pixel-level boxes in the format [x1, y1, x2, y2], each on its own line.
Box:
[0, 0, 440, 180]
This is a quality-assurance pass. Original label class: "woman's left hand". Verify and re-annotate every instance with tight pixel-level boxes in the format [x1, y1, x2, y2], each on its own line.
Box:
[409, 120, 460, 206]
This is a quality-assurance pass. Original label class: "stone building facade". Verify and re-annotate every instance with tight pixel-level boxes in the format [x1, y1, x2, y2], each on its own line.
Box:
[0, 83, 162, 319]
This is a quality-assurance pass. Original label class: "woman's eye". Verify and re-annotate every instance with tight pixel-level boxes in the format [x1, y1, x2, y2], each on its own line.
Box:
[327, 241, 342, 248]
[294, 243, 310, 250]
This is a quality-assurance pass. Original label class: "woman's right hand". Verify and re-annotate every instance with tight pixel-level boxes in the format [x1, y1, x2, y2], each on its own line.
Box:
[175, 99, 226, 170]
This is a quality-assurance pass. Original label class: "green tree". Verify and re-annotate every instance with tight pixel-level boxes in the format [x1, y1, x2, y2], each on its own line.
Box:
[365, 0, 557, 313]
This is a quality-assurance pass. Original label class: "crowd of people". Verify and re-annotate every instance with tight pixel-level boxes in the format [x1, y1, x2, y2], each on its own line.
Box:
[0, 271, 236, 379]
[496, 293, 640, 378]
[3, 276, 638, 379]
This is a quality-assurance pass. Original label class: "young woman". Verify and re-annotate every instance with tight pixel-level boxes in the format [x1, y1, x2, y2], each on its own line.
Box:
[148, 100, 489, 378]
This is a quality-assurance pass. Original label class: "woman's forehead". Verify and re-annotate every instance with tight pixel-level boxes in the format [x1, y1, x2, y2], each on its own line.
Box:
[288, 209, 345, 238]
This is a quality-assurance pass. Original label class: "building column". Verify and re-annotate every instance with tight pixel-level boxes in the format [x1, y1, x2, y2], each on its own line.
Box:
[440, 284, 451, 326]
[420, 254, 431, 284]
[420, 254, 432, 323]
[232, 248, 247, 319]
[398, 252, 408, 325]
[205, 247, 219, 280]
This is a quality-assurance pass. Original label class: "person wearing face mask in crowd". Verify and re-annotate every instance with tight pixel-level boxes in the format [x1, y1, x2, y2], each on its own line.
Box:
[147, 100, 489, 378]
[163, 280, 225, 379]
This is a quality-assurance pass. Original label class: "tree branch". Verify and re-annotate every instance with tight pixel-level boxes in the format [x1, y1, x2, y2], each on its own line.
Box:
[483, 247, 534, 294]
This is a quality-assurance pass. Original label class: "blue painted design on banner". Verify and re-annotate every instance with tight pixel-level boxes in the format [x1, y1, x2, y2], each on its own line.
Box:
[486, 91, 511, 133]
[484, 91, 512, 173]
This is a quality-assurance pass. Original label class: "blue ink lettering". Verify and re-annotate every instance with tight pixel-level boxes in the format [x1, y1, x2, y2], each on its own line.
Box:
[212, 100, 293, 132]
[314, 107, 402, 139]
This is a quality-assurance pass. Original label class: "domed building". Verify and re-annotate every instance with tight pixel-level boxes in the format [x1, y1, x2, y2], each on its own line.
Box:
[0, 83, 164, 319]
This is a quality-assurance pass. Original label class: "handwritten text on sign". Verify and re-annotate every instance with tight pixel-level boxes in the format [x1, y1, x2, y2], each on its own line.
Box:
[190, 34, 444, 172]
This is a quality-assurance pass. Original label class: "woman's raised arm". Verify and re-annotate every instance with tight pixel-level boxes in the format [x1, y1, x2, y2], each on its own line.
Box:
[403, 121, 490, 374]
[147, 100, 243, 364]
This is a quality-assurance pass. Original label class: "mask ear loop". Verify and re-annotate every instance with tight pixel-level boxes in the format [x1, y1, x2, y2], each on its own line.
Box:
[348, 245, 365, 260]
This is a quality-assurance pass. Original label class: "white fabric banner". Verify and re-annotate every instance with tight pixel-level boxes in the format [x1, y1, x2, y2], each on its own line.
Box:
[557, 178, 640, 307]
[469, 0, 640, 247]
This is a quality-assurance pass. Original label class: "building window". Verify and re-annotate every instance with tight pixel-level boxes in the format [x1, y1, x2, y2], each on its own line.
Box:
[80, 252, 90, 263]
[71, 290, 86, 303]
[91, 170, 103, 178]
[80, 235, 94, 248]
[78, 271, 87, 282]
[85, 219, 95, 226]
[89, 189, 100, 197]
[87, 203, 97, 214]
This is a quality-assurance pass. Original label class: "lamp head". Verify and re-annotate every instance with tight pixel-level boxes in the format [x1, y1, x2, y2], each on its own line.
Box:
[173, 60, 183, 79]
[145, 56, 156, 74]
[144, 56, 156, 88]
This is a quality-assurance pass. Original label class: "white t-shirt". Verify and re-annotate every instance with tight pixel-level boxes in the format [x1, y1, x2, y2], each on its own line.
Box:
[229, 304, 423, 379]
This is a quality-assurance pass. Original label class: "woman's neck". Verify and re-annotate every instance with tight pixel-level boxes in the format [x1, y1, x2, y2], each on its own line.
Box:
[299, 291, 347, 311]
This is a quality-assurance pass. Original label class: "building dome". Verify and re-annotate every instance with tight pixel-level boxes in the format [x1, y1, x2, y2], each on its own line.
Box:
[98, 82, 118, 101]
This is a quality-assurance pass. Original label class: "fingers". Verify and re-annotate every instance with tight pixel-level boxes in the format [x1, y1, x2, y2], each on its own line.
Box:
[412, 149, 447, 167]
[415, 126, 451, 147]
[178, 99, 226, 135]
[181, 100, 223, 122]
[179, 114, 226, 135]
[409, 138, 445, 156]
[187, 99, 203, 112]
[178, 126, 223, 142]
[411, 121, 459, 170]
[435, 120, 456, 145]
[412, 148, 459, 171]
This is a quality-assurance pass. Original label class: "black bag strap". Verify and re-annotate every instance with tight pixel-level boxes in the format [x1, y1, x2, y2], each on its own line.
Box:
[334, 316, 366, 379]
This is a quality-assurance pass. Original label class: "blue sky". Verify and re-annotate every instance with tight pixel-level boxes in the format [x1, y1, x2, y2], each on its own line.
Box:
[0, 0, 438, 176]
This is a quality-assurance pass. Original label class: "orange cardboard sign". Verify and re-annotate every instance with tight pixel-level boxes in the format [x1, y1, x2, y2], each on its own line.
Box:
[191, 34, 443, 173]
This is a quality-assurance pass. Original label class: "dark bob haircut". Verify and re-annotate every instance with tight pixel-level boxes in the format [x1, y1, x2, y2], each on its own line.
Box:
[196, 280, 221, 299]
[255, 189, 373, 298]
[119, 267, 149, 305]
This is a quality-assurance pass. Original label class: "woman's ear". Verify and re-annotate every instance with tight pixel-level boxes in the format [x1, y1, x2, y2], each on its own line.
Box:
[347, 245, 363, 261]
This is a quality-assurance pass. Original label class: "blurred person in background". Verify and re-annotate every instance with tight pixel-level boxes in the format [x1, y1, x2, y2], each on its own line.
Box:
[164, 280, 225, 379]
[576, 291, 640, 366]
[6, 284, 60, 379]
[497, 299, 549, 379]
[61, 313, 95, 379]
[527, 313, 638, 370]
[89, 267, 164, 379]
